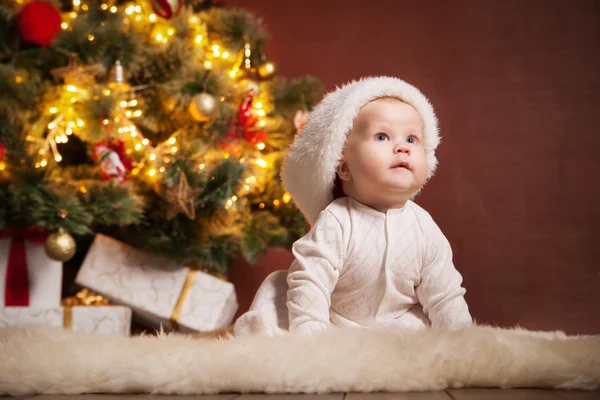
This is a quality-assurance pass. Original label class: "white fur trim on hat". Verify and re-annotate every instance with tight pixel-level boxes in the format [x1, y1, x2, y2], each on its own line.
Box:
[280, 76, 440, 225]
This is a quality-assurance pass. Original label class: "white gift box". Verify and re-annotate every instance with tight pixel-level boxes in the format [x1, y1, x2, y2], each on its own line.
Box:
[0, 305, 132, 336]
[75, 234, 238, 332]
[0, 237, 62, 308]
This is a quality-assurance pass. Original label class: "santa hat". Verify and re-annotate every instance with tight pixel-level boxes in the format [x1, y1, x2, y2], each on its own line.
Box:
[281, 77, 440, 224]
[280, 76, 440, 225]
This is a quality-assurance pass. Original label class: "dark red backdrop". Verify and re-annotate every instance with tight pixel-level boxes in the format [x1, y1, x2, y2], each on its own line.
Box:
[227, 0, 600, 334]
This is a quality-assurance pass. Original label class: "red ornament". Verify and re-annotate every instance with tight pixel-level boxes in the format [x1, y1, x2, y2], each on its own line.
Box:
[219, 91, 269, 151]
[0, 141, 5, 162]
[18, 1, 62, 47]
[151, 0, 183, 19]
[93, 139, 133, 182]
[238, 91, 258, 129]
[244, 130, 267, 145]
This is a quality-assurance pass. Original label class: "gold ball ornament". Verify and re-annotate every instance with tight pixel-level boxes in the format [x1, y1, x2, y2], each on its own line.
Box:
[45, 228, 76, 262]
[258, 62, 275, 79]
[188, 93, 217, 122]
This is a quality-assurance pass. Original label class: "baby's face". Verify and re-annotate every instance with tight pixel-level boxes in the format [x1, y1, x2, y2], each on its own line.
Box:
[338, 98, 428, 210]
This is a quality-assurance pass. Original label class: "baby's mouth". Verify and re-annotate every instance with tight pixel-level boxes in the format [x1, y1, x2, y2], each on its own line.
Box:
[390, 161, 411, 170]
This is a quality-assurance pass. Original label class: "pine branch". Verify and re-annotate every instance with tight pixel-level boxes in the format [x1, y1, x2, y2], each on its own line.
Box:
[204, 8, 268, 54]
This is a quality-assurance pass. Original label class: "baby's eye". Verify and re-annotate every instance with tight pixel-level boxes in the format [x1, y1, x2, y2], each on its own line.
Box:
[375, 133, 389, 141]
[406, 136, 418, 144]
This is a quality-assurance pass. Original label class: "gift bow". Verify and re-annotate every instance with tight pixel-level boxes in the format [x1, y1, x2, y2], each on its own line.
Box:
[0, 227, 49, 306]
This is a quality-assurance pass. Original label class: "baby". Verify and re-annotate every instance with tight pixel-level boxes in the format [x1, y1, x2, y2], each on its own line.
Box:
[234, 76, 472, 337]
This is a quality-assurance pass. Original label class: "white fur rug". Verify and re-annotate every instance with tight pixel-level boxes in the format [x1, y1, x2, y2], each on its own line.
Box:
[0, 324, 598, 395]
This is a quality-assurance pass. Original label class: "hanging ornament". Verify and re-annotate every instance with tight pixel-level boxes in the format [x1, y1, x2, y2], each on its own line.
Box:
[18, 1, 61, 46]
[293, 110, 309, 134]
[244, 130, 267, 146]
[151, 0, 183, 19]
[0, 141, 5, 162]
[257, 62, 275, 79]
[44, 228, 76, 262]
[239, 41, 257, 76]
[108, 60, 130, 91]
[238, 90, 257, 128]
[188, 92, 217, 122]
[93, 140, 133, 182]
[164, 170, 198, 220]
[220, 91, 268, 150]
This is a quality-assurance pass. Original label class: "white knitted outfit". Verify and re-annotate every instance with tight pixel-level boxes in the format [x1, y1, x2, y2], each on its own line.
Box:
[234, 197, 472, 337]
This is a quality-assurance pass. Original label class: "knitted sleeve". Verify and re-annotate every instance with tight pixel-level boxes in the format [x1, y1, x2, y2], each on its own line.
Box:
[416, 215, 473, 329]
[287, 210, 345, 334]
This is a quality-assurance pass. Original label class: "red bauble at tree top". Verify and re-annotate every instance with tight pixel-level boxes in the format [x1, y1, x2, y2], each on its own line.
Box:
[18, 1, 62, 47]
[151, 0, 183, 19]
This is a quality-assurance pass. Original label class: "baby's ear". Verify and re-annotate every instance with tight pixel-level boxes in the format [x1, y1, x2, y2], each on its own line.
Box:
[337, 159, 352, 181]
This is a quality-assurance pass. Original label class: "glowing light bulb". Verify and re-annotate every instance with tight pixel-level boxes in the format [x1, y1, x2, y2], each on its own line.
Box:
[49, 107, 57, 114]
[149, 169, 156, 177]
[282, 192, 292, 203]
[149, 153, 156, 160]
[169, 137, 176, 144]
[87, 34, 95, 41]
[149, 13, 156, 22]
[110, 5, 117, 13]
[256, 158, 267, 168]
[61, 22, 69, 30]
[135, 143, 142, 150]
[204, 61, 212, 69]
[142, 138, 149, 145]
[55, 154, 62, 162]
[257, 142, 265, 150]
[195, 35, 203, 44]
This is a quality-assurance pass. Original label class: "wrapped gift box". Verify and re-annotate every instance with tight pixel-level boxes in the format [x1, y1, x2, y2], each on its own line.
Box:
[75, 234, 238, 332]
[0, 305, 131, 336]
[0, 230, 62, 308]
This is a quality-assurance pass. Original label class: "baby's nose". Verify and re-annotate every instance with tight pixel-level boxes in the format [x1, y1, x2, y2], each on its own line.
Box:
[394, 143, 410, 154]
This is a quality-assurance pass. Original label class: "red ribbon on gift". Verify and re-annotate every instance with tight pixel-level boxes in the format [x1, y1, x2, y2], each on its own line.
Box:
[0, 227, 49, 306]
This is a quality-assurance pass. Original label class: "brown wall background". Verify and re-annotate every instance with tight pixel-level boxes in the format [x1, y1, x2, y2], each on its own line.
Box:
[227, 0, 600, 334]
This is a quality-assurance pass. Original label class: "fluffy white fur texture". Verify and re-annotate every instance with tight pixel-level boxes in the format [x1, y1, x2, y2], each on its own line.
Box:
[280, 76, 440, 225]
[0, 324, 598, 395]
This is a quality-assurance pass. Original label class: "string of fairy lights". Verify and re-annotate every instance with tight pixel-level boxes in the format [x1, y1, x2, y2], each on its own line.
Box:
[6, 0, 295, 212]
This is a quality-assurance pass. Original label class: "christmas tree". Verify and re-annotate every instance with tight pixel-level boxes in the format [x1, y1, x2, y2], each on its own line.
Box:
[0, 0, 322, 275]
